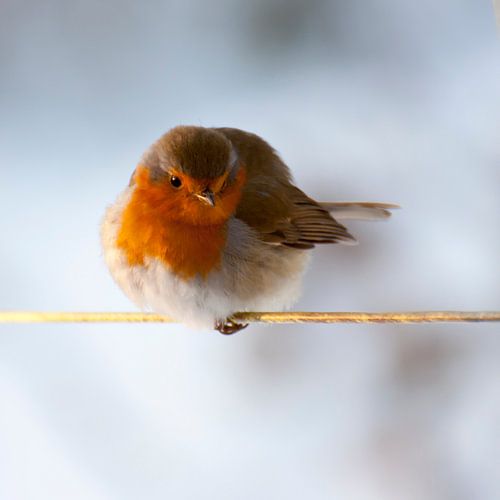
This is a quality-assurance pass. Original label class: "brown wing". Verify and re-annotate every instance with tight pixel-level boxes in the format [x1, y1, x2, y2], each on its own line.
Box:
[236, 178, 356, 249]
[216, 127, 356, 249]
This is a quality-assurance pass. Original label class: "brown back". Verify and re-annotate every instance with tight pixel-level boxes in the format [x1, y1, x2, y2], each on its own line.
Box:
[216, 128, 356, 248]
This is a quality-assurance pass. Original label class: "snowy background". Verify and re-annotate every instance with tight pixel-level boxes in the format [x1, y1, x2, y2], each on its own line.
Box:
[1, 1, 499, 499]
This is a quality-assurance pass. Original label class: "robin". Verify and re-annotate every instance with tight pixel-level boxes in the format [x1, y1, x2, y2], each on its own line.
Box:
[101, 126, 397, 334]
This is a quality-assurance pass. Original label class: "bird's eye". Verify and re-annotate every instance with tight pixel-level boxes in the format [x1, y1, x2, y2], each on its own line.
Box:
[170, 176, 182, 188]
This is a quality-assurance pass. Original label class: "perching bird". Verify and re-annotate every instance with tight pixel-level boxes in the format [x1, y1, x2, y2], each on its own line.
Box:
[101, 126, 396, 334]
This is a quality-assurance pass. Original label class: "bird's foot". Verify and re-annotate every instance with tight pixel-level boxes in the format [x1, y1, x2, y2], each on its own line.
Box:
[215, 318, 249, 335]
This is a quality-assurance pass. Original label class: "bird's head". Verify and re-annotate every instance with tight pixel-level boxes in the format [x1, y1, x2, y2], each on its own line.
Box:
[130, 126, 246, 226]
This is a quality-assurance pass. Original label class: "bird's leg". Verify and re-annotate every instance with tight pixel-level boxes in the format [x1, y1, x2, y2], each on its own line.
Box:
[215, 318, 249, 335]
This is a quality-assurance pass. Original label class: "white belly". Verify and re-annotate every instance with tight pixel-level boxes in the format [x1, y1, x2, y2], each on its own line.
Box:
[101, 189, 309, 329]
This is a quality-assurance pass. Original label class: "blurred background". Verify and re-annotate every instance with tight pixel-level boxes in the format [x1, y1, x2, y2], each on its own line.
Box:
[1, 1, 499, 499]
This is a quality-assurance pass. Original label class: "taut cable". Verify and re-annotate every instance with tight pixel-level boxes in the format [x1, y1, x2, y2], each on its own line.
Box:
[0, 311, 499, 324]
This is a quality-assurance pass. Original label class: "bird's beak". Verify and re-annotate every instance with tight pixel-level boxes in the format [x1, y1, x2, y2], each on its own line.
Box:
[195, 189, 216, 207]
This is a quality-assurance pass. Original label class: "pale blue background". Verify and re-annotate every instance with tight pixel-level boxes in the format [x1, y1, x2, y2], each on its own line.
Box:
[1, 1, 499, 499]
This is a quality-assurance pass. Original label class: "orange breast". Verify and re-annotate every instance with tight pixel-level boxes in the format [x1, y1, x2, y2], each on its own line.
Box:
[116, 166, 245, 280]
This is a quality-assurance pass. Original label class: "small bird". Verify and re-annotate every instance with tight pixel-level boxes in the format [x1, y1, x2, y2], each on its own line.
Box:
[101, 126, 396, 334]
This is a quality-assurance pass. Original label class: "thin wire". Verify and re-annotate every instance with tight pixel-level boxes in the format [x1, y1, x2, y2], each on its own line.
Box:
[0, 311, 499, 324]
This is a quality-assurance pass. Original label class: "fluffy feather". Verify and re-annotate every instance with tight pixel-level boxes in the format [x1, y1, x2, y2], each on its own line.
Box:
[101, 189, 309, 328]
[101, 125, 397, 330]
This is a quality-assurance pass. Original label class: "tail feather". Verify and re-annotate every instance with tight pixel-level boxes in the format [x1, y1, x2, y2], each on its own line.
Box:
[320, 202, 400, 220]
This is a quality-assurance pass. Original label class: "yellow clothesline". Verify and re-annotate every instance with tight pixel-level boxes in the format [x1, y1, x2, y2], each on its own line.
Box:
[0, 311, 499, 324]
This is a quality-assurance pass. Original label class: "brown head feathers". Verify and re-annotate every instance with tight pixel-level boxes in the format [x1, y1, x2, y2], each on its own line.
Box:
[142, 126, 235, 180]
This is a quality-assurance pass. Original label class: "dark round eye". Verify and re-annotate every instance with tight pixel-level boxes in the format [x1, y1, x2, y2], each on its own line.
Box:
[170, 176, 182, 188]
